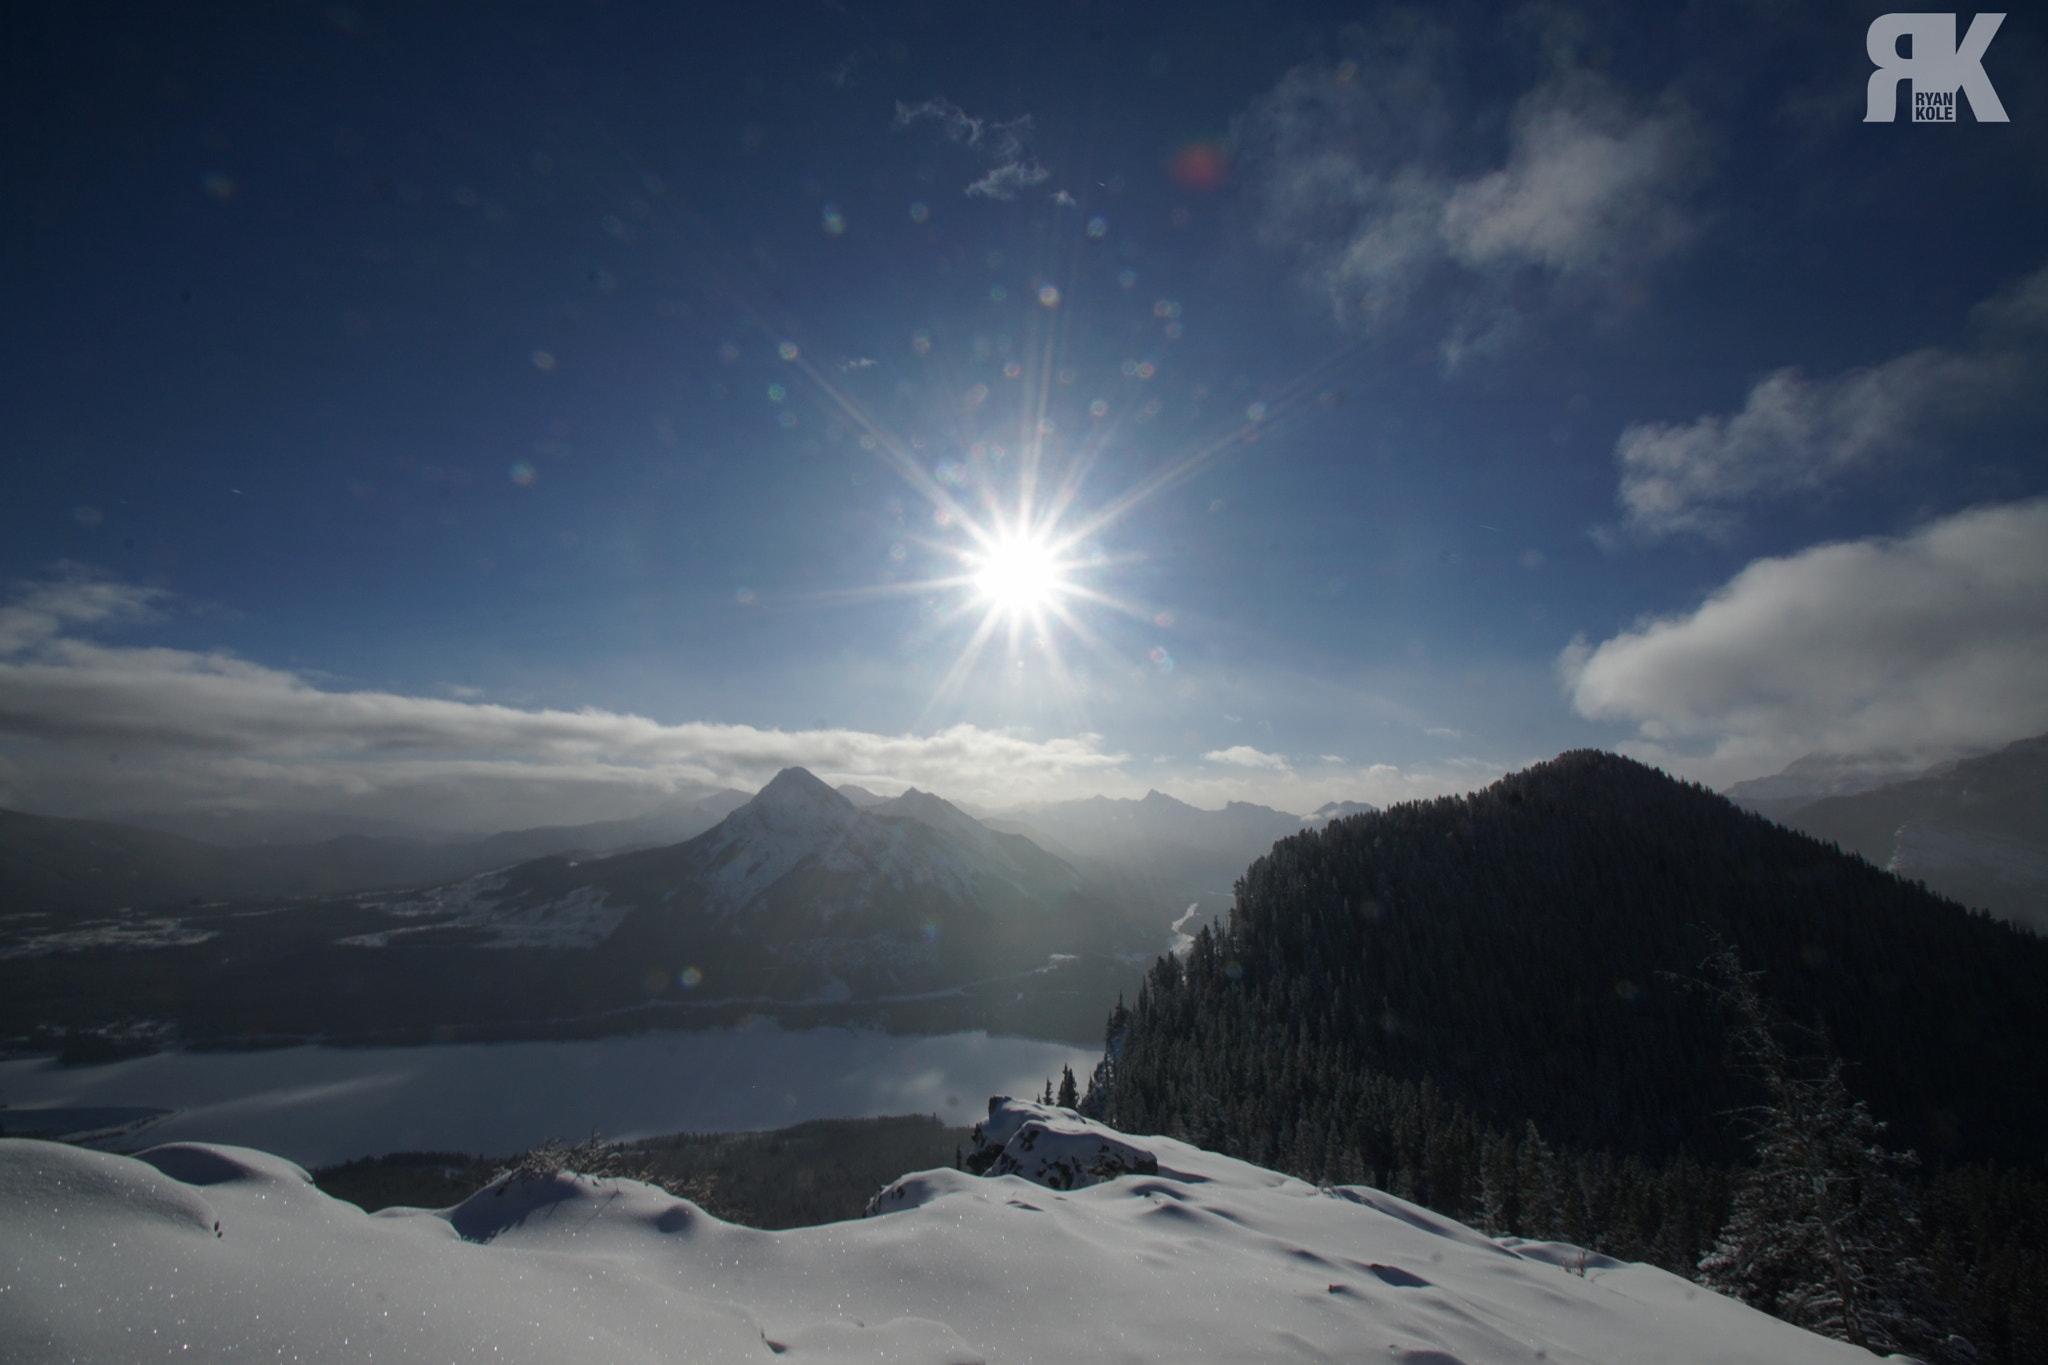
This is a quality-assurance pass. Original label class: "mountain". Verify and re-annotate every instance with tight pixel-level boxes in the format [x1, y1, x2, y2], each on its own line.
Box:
[1304, 799, 1379, 827]
[4, 1099, 1888, 1364]
[0, 790, 752, 919]
[376, 768, 1117, 997]
[1089, 750, 2048, 1171]
[1, 770, 1168, 1049]
[989, 790, 1312, 937]
[1733, 733, 2048, 933]
[1010, 788, 1306, 857]
[0, 809, 288, 914]
[1722, 749, 1946, 817]
[93, 777, 745, 846]
[1073, 750, 2048, 1359]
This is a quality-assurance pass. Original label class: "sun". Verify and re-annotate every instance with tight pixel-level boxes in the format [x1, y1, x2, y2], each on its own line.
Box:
[971, 534, 1065, 617]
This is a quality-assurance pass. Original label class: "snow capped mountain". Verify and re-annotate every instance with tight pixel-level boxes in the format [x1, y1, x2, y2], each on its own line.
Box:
[688, 767, 886, 919]
[869, 787, 1026, 867]
[329, 768, 1126, 1002]
[639, 768, 1080, 926]
[4, 1099, 1885, 1364]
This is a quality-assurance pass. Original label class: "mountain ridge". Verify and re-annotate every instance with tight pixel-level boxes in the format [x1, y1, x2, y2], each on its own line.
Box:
[1730, 732, 2048, 932]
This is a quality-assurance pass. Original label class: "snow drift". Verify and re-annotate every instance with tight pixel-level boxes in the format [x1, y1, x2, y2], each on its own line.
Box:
[2, 1098, 1891, 1363]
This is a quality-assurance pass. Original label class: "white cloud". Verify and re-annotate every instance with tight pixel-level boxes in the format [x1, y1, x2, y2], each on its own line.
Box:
[0, 566, 164, 655]
[0, 574, 1130, 830]
[0, 572, 1531, 833]
[1231, 43, 1698, 345]
[1614, 264, 2048, 541]
[966, 161, 1050, 201]
[1562, 498, 2048, 785]
[895, 98, 1049, 200]
[1202, 745, 1291, 770]
[1440, 82, 1693, 276]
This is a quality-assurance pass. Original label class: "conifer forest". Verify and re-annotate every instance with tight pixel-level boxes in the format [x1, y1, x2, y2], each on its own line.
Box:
[1082, 752, 2048, 1363]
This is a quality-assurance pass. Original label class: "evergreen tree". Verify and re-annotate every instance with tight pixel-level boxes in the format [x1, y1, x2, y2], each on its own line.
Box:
[1056, 1065, 1079, 1109]
[1516, 1121, 1561, 1241]
[1696, 949, 1960, 1361]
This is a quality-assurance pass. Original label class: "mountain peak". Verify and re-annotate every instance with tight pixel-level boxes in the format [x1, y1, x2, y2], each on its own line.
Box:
[754, 767, 843, 806]
[872, 788, 990, 846]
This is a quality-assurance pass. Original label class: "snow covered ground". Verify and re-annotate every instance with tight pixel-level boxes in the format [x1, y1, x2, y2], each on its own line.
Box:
[0, 1025, 1091, 1166]
[1, 1098, 1888, 1364]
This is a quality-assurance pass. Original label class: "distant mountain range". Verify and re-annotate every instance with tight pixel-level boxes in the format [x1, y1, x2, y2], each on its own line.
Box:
[985, 790, 1375, 936]
[0, 791, 752, 918]
[0, 769, 1186, 1051]
[352, 768, 1137, 997]
[0, 781, 1375, 924]
[1727, 732, 2048, 933]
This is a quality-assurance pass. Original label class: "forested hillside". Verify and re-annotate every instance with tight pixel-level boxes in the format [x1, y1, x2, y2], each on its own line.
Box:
[1084, 751, 2048, 1362]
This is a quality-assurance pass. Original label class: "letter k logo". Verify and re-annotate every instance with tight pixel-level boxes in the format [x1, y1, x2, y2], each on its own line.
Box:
[1866, 13, 2009, 123]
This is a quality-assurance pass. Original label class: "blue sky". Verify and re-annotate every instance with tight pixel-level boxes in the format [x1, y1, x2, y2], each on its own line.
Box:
[3, 0, 2044, 832]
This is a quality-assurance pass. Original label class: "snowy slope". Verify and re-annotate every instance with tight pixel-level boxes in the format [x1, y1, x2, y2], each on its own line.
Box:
[4, 1099, 1890, 1365]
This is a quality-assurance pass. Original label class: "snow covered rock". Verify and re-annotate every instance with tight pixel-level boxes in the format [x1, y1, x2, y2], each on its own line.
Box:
[961, 1096, 1159, 1190]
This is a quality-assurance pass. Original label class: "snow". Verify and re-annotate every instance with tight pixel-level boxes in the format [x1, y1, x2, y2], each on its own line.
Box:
[1, 1098, 1890, 1364]
[1166, 901, 1203, 956]
[692, 768, 1041, 922]
[0, 915, 221, 960]
[345, 874, 630, 949]
[0, 1026, 1092, 1167]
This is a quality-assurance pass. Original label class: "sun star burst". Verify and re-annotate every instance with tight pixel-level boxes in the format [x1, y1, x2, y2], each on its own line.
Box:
[972, 534, 1065, 617]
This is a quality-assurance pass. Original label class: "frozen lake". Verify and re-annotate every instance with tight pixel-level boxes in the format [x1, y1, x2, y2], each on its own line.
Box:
[0, 1023, 1094, 1168]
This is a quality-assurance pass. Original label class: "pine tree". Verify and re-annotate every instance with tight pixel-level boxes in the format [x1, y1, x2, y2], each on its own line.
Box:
[1056, 1065, 1079, 1109]
[1695, 948, 1961, 1361]
[1516, 1120, 1560, 1240]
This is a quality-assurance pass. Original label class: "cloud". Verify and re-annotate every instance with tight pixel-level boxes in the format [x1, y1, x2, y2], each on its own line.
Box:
[966, 162, 1051, 201]
[0, 566, 164, 655]
[895, 98, 1049, 200]
[1612, 265, 2047, 541]
[1561, 498, 2048, 785]
[0, 572, 1534, 833]
[1203, 745, 1291, 770]
[1439, 81, 1692, 276]
[1230, 34, 1699, 349]
[0, 573, 1130, 830]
